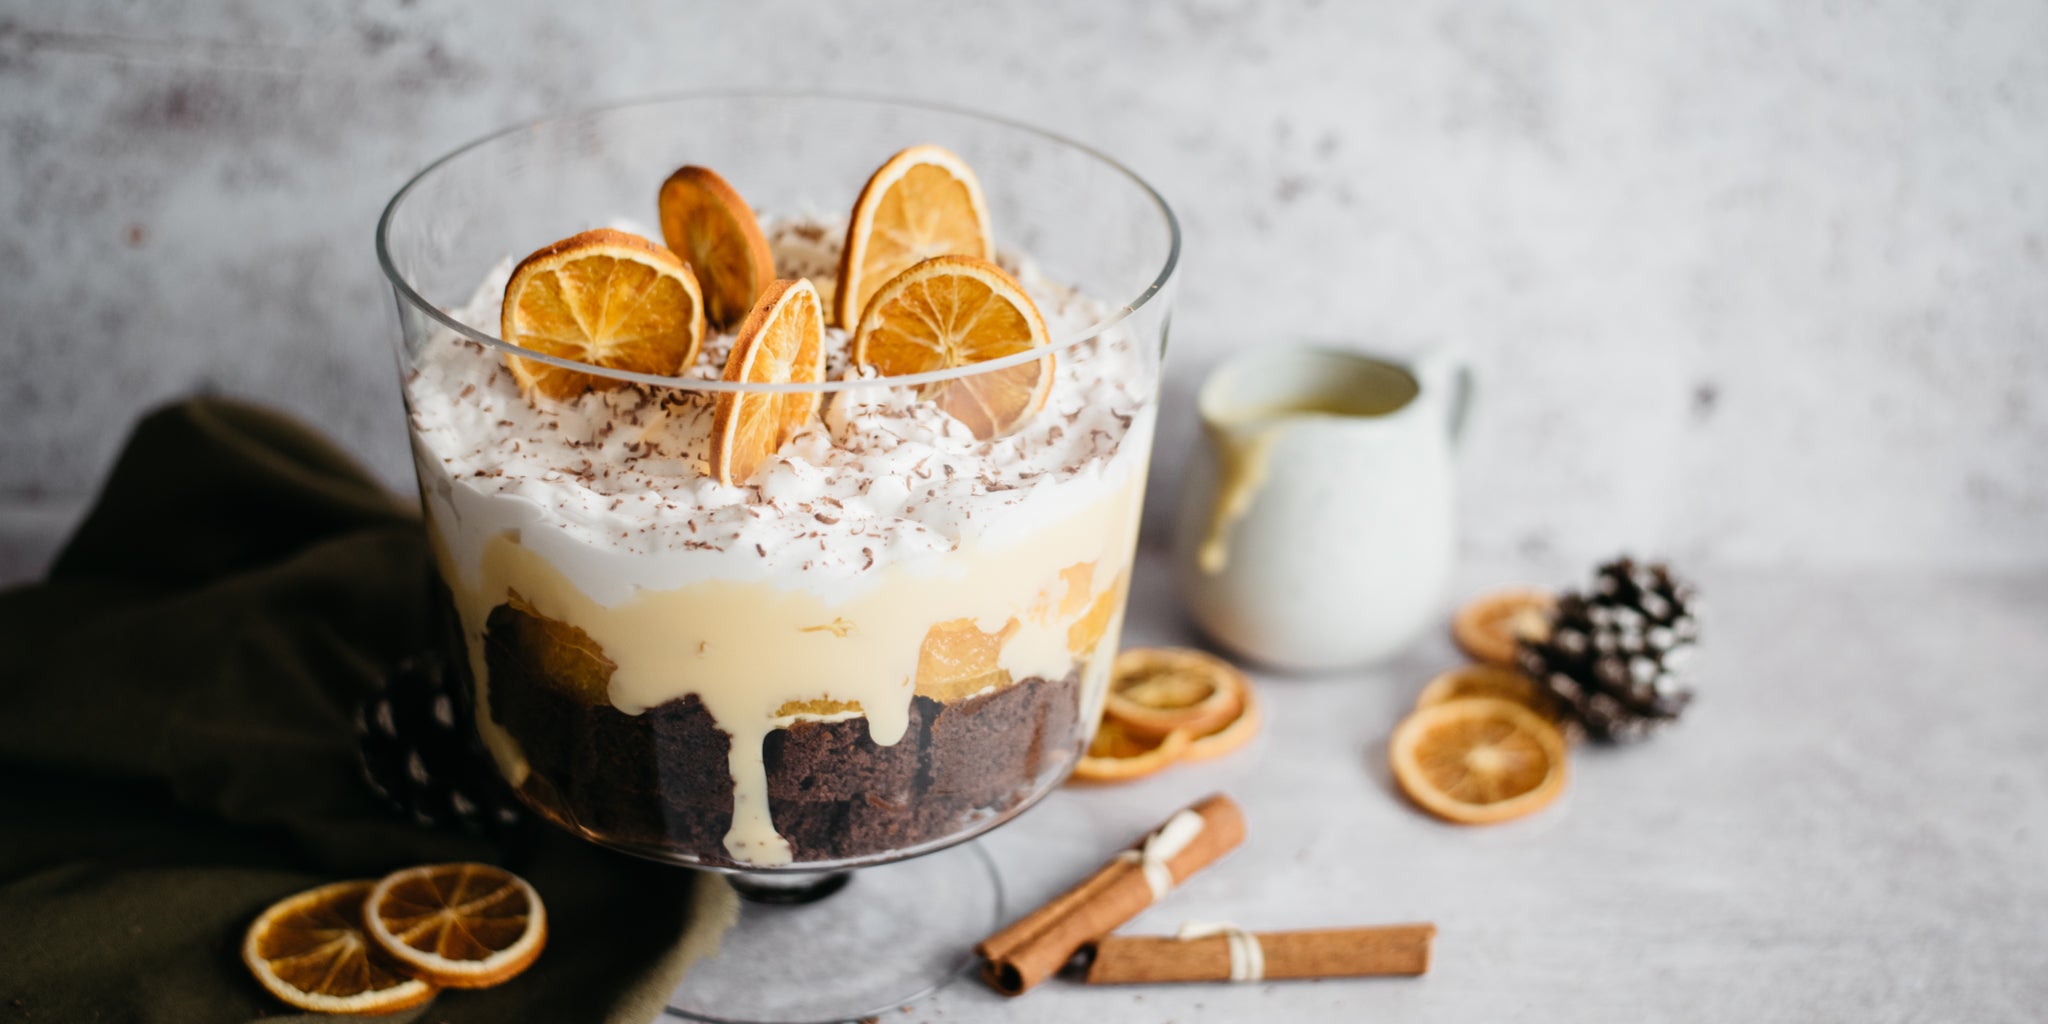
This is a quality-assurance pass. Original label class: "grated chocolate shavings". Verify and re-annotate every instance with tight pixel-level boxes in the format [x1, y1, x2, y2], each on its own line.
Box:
[407, 237, 1153, 581]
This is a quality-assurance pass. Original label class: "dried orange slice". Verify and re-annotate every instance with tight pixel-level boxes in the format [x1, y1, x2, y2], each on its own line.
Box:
[835, 144, 992, 327]
[1390, 698, 1567, 825]
[364, 862, 546, 989]
[501, 228, 706, 400]
[710, 278, 826, 484]
[1451, 587, 1556, 667]
[242, 880, 437, 1014]
[1184, 682, 1261, 762]
[657, 165, 776, 331]
[1073, 716, 1193, 783]
[850, 255, 1054, 439]
[1105, 647, 1247, 740]
[1416, 663, 1556, 718]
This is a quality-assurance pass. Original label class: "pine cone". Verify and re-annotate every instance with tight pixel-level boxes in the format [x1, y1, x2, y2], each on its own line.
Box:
[1518, 557, 1699, 743]
[355, 654, 523, 832]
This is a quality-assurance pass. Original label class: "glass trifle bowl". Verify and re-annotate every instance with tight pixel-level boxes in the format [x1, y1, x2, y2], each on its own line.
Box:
[377, 94, 1176, 1020]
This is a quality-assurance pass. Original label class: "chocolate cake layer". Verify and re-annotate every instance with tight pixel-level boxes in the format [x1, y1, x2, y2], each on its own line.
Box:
[474, 598, 1086, 867]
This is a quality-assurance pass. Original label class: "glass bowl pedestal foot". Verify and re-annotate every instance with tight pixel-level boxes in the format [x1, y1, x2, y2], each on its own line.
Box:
[664, 841, 1002, 1024]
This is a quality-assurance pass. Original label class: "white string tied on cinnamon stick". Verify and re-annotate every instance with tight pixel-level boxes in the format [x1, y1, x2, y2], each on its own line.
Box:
[1175, 921, 1265, 982]
[975, 794, 1246, 997]
[1115, 808, 1205, 901]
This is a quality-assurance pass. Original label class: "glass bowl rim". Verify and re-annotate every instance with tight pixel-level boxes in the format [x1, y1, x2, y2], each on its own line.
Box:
[375, 89, 1180, 395]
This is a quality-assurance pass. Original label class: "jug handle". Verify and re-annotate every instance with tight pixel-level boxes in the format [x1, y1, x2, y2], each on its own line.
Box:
[1417, 350, 1475, 451]
[1449, 361, 1474, 450]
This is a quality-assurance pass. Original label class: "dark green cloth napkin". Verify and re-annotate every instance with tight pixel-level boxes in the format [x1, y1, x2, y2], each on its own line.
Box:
[0, 398, 709, 1023]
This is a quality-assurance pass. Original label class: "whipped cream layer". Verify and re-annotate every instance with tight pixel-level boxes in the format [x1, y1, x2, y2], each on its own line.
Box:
[411, 219, 1150, 608]
[406, 216, 1156, 866]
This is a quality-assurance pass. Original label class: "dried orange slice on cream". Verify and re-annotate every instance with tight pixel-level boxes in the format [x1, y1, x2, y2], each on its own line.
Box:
[851, 255, 1054, 439]
[835, 143, 992, 327]
[1451, 587, 1556, 667]
[1390, 698, 1568, 825]
[1105, 647, 1248, 740]
[364, 862, 546, 989]
[242, 880, 437, 1014]
[711, 278, 826, 485]
[501, 228, 706, 401]
[658, 165, 777, 331]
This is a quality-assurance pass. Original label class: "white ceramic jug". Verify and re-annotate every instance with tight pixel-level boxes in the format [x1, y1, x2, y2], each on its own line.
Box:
[1172, 346, 1471, 671]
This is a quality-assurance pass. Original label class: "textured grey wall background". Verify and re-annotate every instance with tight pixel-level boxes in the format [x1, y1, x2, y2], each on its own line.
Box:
[3, 0, 2045, 574]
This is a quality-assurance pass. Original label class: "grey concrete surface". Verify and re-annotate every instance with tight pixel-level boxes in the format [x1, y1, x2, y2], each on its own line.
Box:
[947, 547, 2048, 1023]
[4, 0, 2047, 573]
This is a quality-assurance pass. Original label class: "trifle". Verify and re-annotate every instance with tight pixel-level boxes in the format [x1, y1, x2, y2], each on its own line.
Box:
[379, 98, 1175, 873]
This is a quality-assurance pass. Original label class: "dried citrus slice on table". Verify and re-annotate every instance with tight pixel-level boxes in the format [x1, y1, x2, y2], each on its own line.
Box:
[657, 165, 777, 330]
[1390, 698, 1568, 825]
[1451, 587, 1556, 667]
[1183, 682, 1261, 762]
[501, 228, 706, 400]
[836, 143, 992, 326]
[1073, 716, 1193, 783]
[1105, 647, 1248, 740]
[711, 278, 827, 484]
[1415, 663, 1557, 718]
[364, 862, 546, 989]
[851, 255, 1054, 439]
[243, 880, 437, 1013]
[1077, 647, 1262, 780]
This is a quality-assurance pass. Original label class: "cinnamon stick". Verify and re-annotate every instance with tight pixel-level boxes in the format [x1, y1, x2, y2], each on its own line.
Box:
[975, 793, 1246, 996]
[1085, 923, 1436, 985]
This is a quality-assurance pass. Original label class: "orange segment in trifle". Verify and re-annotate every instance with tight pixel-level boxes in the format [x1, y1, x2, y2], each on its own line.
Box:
[915, 617, 1022, 703]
